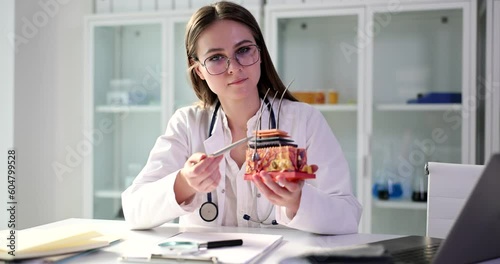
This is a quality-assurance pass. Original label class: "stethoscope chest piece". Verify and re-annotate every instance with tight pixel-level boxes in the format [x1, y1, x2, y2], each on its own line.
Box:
[199, 199, 218, 222]
[199, 98, 276, 223]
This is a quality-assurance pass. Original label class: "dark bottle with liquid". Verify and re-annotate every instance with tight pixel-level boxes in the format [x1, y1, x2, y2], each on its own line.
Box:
[412, 173, 428, 202]
[412, 190, 427, 202]
[373, 172, 402, 200]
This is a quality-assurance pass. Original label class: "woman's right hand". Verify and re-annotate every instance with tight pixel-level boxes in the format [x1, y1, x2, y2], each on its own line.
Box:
[178, 153, 224, 196]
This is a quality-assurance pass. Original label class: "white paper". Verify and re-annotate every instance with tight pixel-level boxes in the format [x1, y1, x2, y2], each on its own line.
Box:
[153, 232, 283, 264]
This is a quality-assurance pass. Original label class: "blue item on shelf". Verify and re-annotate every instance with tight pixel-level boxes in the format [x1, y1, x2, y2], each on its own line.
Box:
[407, 92, 461, 104]
[372, 181, 403, 199]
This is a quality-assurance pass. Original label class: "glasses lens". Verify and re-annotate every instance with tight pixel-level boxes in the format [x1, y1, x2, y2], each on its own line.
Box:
[203, 45, 260, 75]
[235, 45, 259, 66]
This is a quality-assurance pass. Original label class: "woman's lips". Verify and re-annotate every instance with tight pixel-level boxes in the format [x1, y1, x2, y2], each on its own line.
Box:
[229, 78, 247, 85]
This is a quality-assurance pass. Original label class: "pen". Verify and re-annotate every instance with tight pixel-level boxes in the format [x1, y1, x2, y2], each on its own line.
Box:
[198, 239, 243, 250]
[158, 239, 243, 250]
[210, 137, 252, 157]
[118, 254, 219, 263]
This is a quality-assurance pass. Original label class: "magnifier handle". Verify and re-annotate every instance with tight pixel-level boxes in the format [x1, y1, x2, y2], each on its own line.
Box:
[203, 239, 243, 249]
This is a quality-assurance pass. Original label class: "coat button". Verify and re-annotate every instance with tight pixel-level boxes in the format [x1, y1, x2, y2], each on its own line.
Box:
[256, 193, 261, 198]
[221, 189, 225, 193]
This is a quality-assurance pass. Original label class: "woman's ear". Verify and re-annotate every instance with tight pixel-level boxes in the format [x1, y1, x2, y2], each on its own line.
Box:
[190, 58, 205, 80]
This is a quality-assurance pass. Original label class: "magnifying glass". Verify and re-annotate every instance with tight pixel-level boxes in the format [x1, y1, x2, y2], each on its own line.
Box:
[158, 239, 243, 255]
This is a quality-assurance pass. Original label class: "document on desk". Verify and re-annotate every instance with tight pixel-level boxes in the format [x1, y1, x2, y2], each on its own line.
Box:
[0, 225, 121, 261]
[121, 232, 283, 264]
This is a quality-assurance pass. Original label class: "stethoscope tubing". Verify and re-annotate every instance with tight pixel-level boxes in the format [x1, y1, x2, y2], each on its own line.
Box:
[199, 98, 276, 224]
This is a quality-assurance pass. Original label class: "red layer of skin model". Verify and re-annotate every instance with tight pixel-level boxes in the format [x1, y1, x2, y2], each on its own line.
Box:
[244, 145, 315, 181]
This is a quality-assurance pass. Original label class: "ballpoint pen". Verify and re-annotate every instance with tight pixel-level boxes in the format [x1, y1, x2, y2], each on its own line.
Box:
[158, 239, 243, 251]
[118, 254, 219, 263]
[210, 137, 253, 157]
[189, 137, 252, 166]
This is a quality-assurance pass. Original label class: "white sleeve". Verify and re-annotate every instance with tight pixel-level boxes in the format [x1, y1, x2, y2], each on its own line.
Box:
[276, 105, 362, 234]
[121, 108, 206, 230]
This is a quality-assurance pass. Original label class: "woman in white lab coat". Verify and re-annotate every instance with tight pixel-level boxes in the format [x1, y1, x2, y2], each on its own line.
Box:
[121, 1, 362, 235]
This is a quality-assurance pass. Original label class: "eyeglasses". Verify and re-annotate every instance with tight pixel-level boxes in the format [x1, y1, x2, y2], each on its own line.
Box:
[198, 44, 260, 75]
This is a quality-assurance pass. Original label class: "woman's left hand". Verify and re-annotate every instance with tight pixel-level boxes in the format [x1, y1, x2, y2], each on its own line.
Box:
[251, 171, 304, 219]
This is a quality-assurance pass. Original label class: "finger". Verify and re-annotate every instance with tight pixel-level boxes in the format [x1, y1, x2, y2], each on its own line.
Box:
[253, 174, 286, 205]
[259, 172, 289, 196]
[310, 165, 318, 173]
[252, 174, 272, 196]
[198, 176, 217, 192]
[205, 155, 224, 173]
[276, 176, 302, 193]
[187, 153, 207, 166]
[210, 171, 221, 185]
[191, 155, 223, 176]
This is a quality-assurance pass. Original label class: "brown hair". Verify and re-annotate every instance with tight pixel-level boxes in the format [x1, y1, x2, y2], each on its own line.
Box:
[185, 1, 297, 108]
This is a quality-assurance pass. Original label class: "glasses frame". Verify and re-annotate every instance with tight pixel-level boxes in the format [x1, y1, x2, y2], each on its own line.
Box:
[198, 44, 261, 75]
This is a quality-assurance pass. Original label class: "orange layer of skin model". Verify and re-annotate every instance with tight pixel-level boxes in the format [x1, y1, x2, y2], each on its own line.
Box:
[245, 146, 309, 174]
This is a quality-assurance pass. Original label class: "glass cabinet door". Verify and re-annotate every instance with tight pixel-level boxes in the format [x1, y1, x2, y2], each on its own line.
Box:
[170, 18, 199, 113]
[368, 5, 472, 235]
[266, 8, 364, 199]
[92, 21, 164, 220]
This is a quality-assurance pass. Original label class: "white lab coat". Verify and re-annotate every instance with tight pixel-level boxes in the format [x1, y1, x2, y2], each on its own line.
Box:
[122, 99, 362, 235]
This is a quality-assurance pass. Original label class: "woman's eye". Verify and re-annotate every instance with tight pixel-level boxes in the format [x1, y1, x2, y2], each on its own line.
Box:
[237, 46, 251, 54]
[207, 55, 225, 62]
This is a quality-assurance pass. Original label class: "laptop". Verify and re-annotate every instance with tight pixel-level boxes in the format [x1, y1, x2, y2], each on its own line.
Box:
[366, 153, 500, 264]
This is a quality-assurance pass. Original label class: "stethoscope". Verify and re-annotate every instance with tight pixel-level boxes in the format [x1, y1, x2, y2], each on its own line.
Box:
[199, 98, 278, 225]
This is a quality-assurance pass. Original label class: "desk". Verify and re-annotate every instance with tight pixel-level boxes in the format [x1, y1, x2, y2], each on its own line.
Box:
[23, 218, 500, 263]
[28, 218, 398, 263]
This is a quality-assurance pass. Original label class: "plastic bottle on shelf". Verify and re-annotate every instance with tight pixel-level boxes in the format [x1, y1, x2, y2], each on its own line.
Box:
[373, 169, 390, 200]
[372, 146, 404, 200]
[411, 171, 428, 202]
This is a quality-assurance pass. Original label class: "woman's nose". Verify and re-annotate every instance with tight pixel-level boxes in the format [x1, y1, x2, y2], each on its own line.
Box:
[226, 57, 242, 74]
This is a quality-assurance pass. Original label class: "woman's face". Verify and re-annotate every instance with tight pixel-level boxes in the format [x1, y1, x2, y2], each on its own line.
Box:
[194, 20, 261, 104]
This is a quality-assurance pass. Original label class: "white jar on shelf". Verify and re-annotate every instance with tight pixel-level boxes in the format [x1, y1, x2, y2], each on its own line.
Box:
[106, 79, 134, 105]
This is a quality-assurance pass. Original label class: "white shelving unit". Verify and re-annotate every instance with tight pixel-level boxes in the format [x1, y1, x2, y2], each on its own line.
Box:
[314, 104, 358, 112]
[94, 190, 123, 199]
[373, 199, 427, 210]
[265, 0, 477, 235]
[83, 13, 171, 220]
[95, 105, 162, 113]
[375, 104, 462, 111]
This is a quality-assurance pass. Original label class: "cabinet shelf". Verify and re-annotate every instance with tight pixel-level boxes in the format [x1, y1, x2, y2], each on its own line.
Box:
[376, 104, 462, 111]
[95, 105, 162, 113]
[373, 199, 427, 210]
[314, 104, 358, 112]
[95, 190, 122, 199]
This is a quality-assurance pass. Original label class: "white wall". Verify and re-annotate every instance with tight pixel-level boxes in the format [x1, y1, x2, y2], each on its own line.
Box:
[14, 0, 92, 229]
[0, 0, 15, 229]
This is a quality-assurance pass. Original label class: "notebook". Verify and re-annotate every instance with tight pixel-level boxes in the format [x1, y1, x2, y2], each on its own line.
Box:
[0, 225, 121, 261]
[366, 153, 500, 264]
